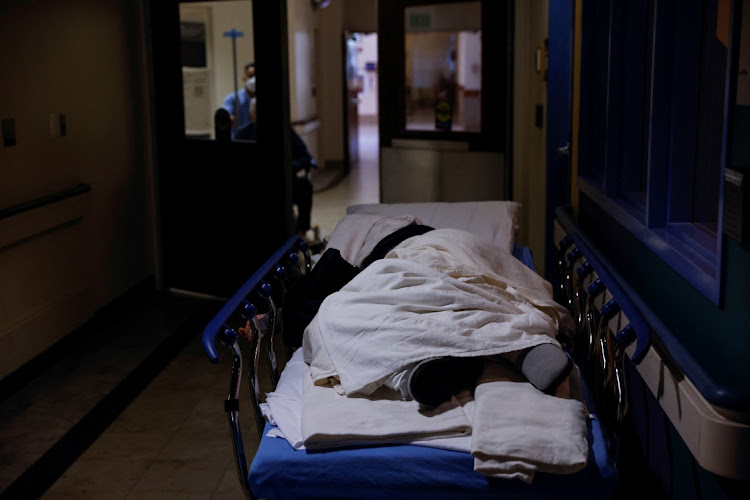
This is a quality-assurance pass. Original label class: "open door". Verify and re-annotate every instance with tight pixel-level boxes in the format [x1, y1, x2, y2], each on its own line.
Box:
[377, 0, 512, 204]
[343, 31, 361, 173]
[148, 0, 292, 297]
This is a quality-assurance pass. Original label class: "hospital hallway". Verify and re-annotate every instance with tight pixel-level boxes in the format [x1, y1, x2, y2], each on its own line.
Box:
[0, 122, 381, 500]
[310, 116, 381, 240]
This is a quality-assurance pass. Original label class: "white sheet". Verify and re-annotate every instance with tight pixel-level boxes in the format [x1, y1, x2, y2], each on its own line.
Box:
[261, 348, 308, 450]
[303, 229, 571, 397]
[263, 348, 476, 453]
[301, 369, 472, 449]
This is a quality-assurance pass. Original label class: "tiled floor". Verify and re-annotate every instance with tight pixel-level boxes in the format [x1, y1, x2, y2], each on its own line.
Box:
[18, 120, 381, 499]
[0, 289, 208, 499]
[44, 330, 249, 499]
[310, 119, 380, 240]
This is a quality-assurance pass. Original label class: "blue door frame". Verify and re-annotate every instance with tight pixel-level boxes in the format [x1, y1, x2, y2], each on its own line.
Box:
[546, 0, 574, 296]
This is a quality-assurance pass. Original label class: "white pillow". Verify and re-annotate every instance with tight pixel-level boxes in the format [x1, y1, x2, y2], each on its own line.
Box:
[346, 201, 520, 254]
[325, 213, 422, 266]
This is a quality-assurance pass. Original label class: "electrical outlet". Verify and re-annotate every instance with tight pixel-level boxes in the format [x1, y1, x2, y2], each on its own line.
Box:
[2, 118, 16, 147]
[535, 104, 544, 128]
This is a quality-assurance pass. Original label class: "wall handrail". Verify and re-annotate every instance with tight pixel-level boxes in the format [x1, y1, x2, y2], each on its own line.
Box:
[556, 206, 750, 414]
[0, 183, 92, 221]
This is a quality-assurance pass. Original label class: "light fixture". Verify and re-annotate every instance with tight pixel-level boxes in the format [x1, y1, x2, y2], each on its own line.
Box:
[311, 0, 333, 10]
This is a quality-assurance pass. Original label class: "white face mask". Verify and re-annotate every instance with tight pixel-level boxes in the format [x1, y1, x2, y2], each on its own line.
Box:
[245, 76, 256, 93]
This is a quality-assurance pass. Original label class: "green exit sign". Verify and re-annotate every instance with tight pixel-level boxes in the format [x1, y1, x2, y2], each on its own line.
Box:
[409, 13, 431, 29]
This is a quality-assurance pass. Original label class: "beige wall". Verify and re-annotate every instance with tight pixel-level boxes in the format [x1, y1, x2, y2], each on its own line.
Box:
[344, 0, 378, 32]
[316, 0, 345, 165]
[0, 0, 154, 378]
[288, 0, 318, 122]
[210, 1, 255, 109]
[512, 0, 549, 275]
[288, 0, 320, 161]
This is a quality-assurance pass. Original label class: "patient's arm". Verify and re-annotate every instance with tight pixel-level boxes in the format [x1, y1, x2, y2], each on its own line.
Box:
[238, 320, 253, 340]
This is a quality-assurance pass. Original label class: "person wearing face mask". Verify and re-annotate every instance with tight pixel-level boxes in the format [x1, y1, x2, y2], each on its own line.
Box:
[220, 62, 255, 139]
[237, 98, 316, 238]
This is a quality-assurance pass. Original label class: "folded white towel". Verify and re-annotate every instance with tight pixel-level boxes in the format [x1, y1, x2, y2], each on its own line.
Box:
[471, 361, 589, 484]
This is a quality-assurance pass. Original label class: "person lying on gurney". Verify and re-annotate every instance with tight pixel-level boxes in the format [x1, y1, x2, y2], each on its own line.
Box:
[238, 223, 573, 409]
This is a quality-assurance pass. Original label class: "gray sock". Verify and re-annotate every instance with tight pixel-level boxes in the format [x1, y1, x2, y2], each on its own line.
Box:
[516, 344, 572, 393]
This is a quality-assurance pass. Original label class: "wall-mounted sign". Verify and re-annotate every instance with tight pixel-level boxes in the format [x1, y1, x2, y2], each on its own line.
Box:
[435, 100, 452, 131]
[405, 3, 480, 33]
[409, 13, 431, 30]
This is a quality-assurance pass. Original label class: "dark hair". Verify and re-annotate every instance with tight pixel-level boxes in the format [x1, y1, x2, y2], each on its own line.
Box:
[244, 62, 255, 71]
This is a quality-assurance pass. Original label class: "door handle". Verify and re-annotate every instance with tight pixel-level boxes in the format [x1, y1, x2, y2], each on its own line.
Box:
[555, 142, 570, 158]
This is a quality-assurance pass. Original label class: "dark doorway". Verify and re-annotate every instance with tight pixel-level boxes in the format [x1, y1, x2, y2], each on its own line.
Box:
[147, 0, 293, 297]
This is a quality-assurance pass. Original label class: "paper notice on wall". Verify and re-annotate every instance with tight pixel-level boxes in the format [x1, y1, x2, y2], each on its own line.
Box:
[182, 67, 212, 135]
[717, 0, 731, 47]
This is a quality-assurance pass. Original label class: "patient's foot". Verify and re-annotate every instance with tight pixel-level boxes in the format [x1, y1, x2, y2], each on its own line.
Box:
[514, 344, 573, 394]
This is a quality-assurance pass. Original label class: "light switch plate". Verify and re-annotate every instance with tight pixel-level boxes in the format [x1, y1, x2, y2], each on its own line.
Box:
[2, 118, 16, 147]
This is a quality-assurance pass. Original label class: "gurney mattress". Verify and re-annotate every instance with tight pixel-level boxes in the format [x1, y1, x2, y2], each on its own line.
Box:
[250, 414, 615, 500]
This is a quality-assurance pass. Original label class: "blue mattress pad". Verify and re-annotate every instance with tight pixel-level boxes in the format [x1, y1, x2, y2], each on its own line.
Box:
[249, 376, 617, 500]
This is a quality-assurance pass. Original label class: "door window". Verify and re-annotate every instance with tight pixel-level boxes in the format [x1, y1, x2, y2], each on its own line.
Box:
[179, 1, 255, 141]
[404, 2, 481, 132]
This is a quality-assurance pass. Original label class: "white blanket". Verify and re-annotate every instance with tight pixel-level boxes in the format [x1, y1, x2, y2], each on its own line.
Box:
[303, 229, 572, 396]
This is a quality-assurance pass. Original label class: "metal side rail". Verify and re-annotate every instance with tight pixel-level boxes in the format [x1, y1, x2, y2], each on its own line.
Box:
[556, 207, 750, 480]
[201, 236, 311, 500]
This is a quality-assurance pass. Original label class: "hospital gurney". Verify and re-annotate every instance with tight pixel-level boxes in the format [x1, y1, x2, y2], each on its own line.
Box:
[202, 202, 622, 500]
